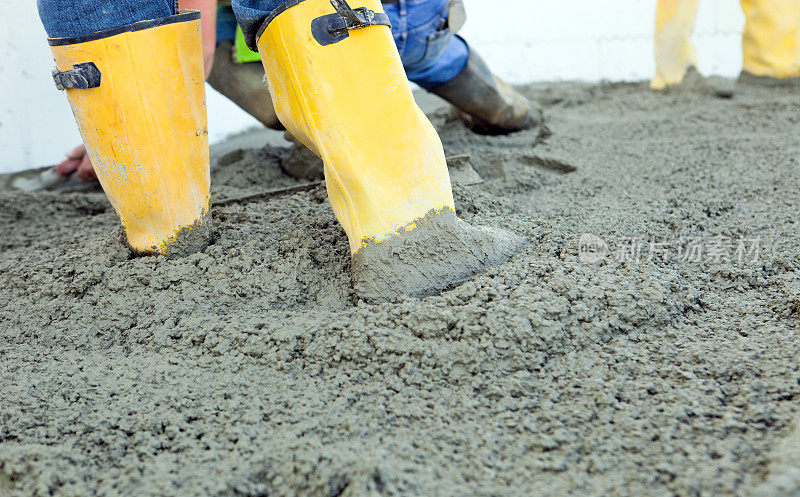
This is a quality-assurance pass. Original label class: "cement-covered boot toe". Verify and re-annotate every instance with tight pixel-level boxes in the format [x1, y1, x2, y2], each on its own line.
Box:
[431, 47, 540, 135]
[352, 208, 525, 303]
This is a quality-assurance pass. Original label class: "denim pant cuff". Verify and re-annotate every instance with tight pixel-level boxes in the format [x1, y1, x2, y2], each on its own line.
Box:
[38, 0, 175, 40]
[231, 0, 287, 50]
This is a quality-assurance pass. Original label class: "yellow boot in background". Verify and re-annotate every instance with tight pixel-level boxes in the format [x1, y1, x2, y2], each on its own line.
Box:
[49, 12, 211, 256]
[256, 0, 522, 301]
[740, 0, 800, 80]
[651, 0, 701, 90]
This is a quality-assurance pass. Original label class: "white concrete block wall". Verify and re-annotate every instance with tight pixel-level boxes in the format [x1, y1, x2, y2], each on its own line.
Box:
[458, 0, 744, 84]
[0, 0, 745, 174]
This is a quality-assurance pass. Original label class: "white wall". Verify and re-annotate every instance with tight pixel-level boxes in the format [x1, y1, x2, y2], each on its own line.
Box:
[460, 0, 744, 83]
[0, 0, 744, 174]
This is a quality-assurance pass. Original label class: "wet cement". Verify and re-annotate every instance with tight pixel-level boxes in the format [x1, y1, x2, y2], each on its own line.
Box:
[1, 80, 799, 496]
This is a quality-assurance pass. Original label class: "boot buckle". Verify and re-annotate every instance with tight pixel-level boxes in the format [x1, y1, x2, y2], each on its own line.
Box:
[312, 0, 391, 46]
[53, 62, 101, 91]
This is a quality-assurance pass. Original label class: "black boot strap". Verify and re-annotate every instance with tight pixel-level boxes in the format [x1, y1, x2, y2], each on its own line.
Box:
[312, 0, 391, 46]
[52, 62, 101, 90]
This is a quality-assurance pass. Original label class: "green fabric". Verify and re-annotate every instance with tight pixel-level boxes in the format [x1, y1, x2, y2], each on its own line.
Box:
[234, 25, 261, 63]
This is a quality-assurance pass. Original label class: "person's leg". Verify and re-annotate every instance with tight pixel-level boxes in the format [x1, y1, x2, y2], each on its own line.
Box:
[207, 5, 283, 130]
[40, 0, 211, 255]
[236, 0, 454, 251]
[38, 0, 168, 188]
[402, 35, 468, 91]
[231, 0, 523, 301]
[740, 0, 800, 81]
[383, 0, 468, 89]
[215, 4, 239, 44]
[35, 1, 279, 193]
[384, 0, 538, 135]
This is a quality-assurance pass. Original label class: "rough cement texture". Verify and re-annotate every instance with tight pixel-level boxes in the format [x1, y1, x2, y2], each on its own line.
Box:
[1, 80, 799, 497]
[352, 207, 524, 303]
[748, 420, 800, 497]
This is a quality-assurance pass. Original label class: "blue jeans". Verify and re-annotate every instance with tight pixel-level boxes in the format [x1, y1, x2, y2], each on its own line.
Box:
[216, 5, 238, 44]
[230, 0, 284, 46]
[39, 0, 467, 88]
[38, 0, 175, 39]
[383, 0, 468, 89]
[37, 0, 281, 40]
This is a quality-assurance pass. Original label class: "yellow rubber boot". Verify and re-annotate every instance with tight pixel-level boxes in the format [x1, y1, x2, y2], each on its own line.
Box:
[256, 0, 454, 255]
[740, 0, 800, 79]
[254, 0, 523, 302]
[651, 0, 701, 90]
[48, 12, 211, 256]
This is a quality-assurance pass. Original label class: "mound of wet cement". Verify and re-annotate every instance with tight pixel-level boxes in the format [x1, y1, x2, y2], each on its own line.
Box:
[1, 80, 799, 497]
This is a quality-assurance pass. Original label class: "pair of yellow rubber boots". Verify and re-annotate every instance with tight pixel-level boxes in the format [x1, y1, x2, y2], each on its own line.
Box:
[50, 0, 518, 299]
[50, 1, 453, 257]
[651, 0, 800, 89]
